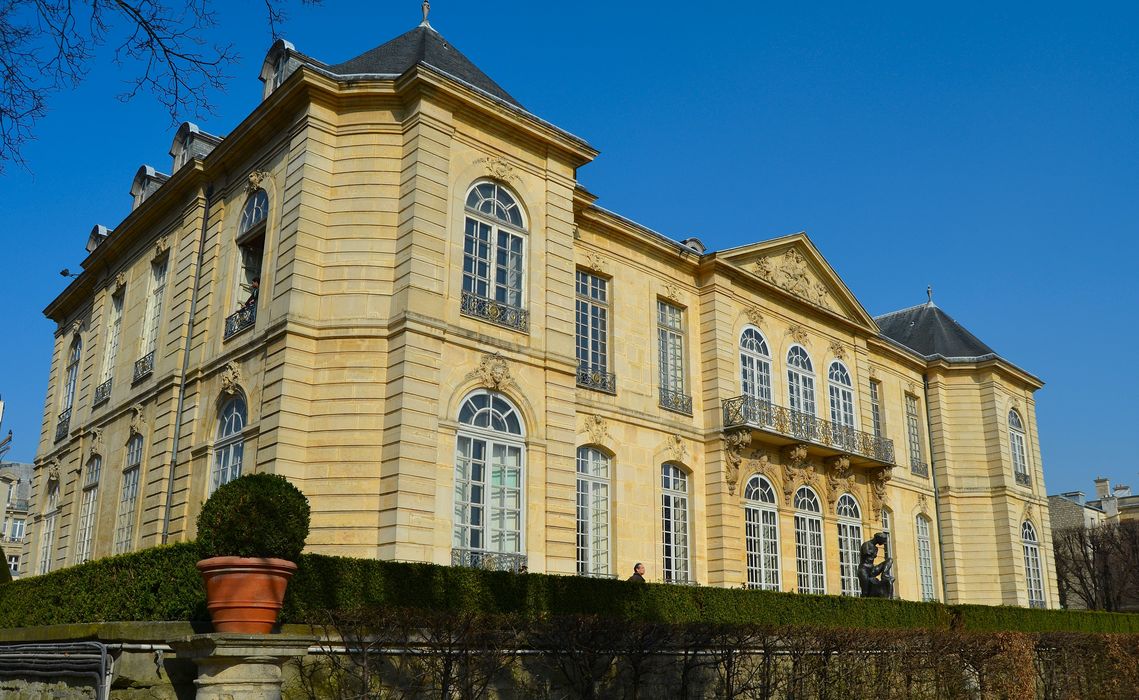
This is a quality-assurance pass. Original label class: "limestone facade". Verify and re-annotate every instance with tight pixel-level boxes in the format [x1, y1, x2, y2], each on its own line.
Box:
[25, 22, 1057, 608]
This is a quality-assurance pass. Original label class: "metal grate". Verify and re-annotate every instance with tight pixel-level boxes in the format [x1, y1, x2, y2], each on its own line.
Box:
[93, 379, 112, 405]
[723, 395, 896, 464]
[576, 364, 617, 394]
[224, 305, 257, 340]
[659, 388, 693, 416]
[451, 547, 527, 572]
[54, 409, 71, 443]
[132, 351, 155, 383]
[460, 291, 529, 332]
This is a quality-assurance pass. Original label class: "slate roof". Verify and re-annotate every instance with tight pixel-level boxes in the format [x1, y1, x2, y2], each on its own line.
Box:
[328, 25, 521, 108]
[875, 302, 997, 361]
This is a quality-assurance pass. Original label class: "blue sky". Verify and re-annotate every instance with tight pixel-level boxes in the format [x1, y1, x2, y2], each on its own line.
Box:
[1, 2, 1136, 496]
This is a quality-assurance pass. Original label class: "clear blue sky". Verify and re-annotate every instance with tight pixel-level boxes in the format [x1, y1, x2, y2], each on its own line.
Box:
[1, 2, 1136, 496]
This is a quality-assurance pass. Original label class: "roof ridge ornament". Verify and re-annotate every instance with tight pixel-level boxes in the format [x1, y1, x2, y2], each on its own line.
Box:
[420, 0, 431, 28]
[926, 285, 933, 304]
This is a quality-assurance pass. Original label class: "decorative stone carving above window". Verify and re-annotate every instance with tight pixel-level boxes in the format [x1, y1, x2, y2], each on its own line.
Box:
[723, 428, 752, 495]
[744, 306, 765, 326]
[917, 493, 929, 515]
[782, 444, 818, 506]
[220, 362, 243, 396]
[869, 466, 893, 517]
[85, 428, 104, 461]
[663, 283, 681, 304]
[154, 236, 170, 260]
[129, 404, 148, 437]
[583, 251, 608, 273]
[787, 324, 810, 347]
[475, 156, 521, 184]
[666, 434, 688, 463]
[467, 352, 514, 391]
[68, 319, 84, 338]
[247, 169, 268, 193]
[825, 455, 854, 512]
[583, 414, 609, 445]
[829, 341, 847, 360]
[752, 248, 833, 310]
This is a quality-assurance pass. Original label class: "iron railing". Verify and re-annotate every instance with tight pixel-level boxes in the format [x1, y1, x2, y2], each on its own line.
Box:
[577, 569, 619, 579]
[93, 379, 112, 405]
[54, 409, 71, 443]
[224, 305, 256, 339]
[911, 460, 929, 478]
[5, 499, 28, 511]
[132, 351, 155, 383]
[1015, 471, 1031, 487]
[722, 395, 895, 464]
[451, 547, 527, 572]
[660, 388, 693, 415]
[576, 363, 616, 394]
[460, 291, 529, 332]
[1029, 600, 1046, 609]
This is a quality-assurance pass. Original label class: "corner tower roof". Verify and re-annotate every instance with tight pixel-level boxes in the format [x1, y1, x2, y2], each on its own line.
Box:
[875, 301, 996, 361]
[328, 25, 522, 108]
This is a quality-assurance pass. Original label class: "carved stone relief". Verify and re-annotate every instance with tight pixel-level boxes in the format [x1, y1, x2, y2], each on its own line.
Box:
[475, 156, 521, 183]
[154, 236, 170, 260]
[781, 444, 816, 506]
[742, 450, 773, 490]
[113, 272, 127, 292]
[825, 455, 854, 512]
[68, 319, 84, 338]
[752, 248, 832, 310]
[829, 341, 847, 360]
[663, 283, 681, 304]
[787, 324, 810, 347]
[584, 251, 608, 273]
[917, 493, 929, 515]
[744, 306, 765, 326]
[86, 427, 104, 461]
[468, 352, 514, 391]
[723, 429, 752, 495]
[869, 467, 893, 517]
[247, 169, 268, 192]
[220, 362, 243, 396]
[666, 434, 688, 464]
[583, 414, 610, 445]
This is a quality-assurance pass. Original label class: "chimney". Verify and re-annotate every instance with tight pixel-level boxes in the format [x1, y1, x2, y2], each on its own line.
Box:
[1094, 477, 1111, 499]
[1114, 484, 1132, 498]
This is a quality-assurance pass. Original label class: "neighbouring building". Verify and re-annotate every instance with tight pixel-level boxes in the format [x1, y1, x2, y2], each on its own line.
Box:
[24, 13, 1057, 608]
[1, 461, 33, 579]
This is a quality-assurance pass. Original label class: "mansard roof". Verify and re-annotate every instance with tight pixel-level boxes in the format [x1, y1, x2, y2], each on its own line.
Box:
[328, 25, 521, 108]
[875, 301, 996, 362]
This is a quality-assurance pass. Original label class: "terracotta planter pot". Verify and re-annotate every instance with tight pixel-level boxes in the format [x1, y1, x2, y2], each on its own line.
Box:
[197, 556, 297, 633]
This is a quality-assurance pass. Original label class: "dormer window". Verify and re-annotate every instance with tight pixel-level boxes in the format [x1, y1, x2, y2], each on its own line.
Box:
[130, 165, 170, 211]
[259, 39, 297, 100]
[169, 122, 220, 173]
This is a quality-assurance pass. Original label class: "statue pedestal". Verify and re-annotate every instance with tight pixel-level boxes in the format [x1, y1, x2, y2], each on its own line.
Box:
[171, 633, 315, 700]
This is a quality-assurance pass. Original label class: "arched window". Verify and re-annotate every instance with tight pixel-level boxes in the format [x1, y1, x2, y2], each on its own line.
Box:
[212, 397, 247, 494]
[1009, 410, 1029, 484]
[786, 346, 816, 439]
[115, 435, 144, 554]
[37, 481, 60, 575]
[661, 463, 691, 583]
[75, 456, 102, 564]
[916, 515, 936, 601]
[794, 486, 825, 594]
[836, 493, 862, 596]
[744, 474, 780, 590]
[576, 447, 611, 576]
[740, 328, 772, 406]
[828, 362, 856, 449]
[236, 189, 269, 315]
[62, 336, 82, 412]
[454, 390, 525, 563]
[461, 182, 528, 330]
[1022, 521, 1045, 608]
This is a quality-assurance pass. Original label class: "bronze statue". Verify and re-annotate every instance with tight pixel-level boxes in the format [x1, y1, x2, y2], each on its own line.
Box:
[858, 532, 894, 598]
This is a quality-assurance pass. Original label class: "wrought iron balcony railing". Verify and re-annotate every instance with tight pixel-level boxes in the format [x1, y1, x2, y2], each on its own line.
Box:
[660, 388, 693, 416]
[460, 291, 529, 332]
[1029, 600, 1046, 609]
[6, 499, 29, 511]
[1015, 471, 1031, 487]
[93, 379, 112, 405]
[133, 351, 155, 383]
[451, 547, 527, 573]
[576, 363, 617, 394]
[722, 395, 896, 464]
[911, 459, 929, 478]
[576, 569, 619, 579]
[224, 305, 257, 340]
[54, 409, 71, 443]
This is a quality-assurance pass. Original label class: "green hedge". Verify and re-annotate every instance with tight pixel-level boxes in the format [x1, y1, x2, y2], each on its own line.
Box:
[1, 544, 1136, 635]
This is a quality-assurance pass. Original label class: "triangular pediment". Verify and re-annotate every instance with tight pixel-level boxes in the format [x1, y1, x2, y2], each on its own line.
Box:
[717, 233, 878, 331]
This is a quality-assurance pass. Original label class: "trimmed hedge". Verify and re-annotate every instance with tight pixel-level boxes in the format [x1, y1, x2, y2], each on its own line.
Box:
[1, 544, 1136, 635]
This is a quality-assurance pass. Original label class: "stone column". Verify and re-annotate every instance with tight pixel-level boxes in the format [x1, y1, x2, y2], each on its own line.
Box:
[170, 634, 315, 700]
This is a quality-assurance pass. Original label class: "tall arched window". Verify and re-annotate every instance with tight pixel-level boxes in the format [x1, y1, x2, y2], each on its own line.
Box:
[1009, 410, 1029, 484]
[1022, 521, 1045, 608]
[37, 481, 60, 575]
[62, 336, 82, 412]
[744, 474, 780, 591]
[461, 182, 528, 330]
[661, 463, 690, 583]
[576, 447, 611, 576]
[212, 397, 247, 494]
[740, 328, 772, 405]
[794, 486, 825, 594]
[836, 493, 862, 596]
[828, 362, 855, 449]
[236, 189, 269, 313]
[454, 390, 525, 562]
[75, 456, 102, 564]
[115, 435, 144, 554]
[916, 514, 936, 601]
[786, 346, 816, 439]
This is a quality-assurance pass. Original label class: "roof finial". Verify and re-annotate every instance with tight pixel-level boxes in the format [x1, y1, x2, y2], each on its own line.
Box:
[420, 0, 431, 28]
[927, 285, 933, 304]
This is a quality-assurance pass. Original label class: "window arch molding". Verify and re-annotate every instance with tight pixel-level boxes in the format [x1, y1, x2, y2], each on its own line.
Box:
[575, 445, 613, 577]
[463, 179, 529, 231]
[238, 188, 270, 240]
[444, 378, 538, 440]
[1021, 519, 1046, 607]
[459, 180, 530, 330]
[835, 492, 863, 596]
[827, 360, 857, 431]
[210, 394, 248, 494]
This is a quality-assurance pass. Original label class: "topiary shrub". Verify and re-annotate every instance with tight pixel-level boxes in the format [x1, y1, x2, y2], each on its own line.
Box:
[196, 473, 310, 561]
